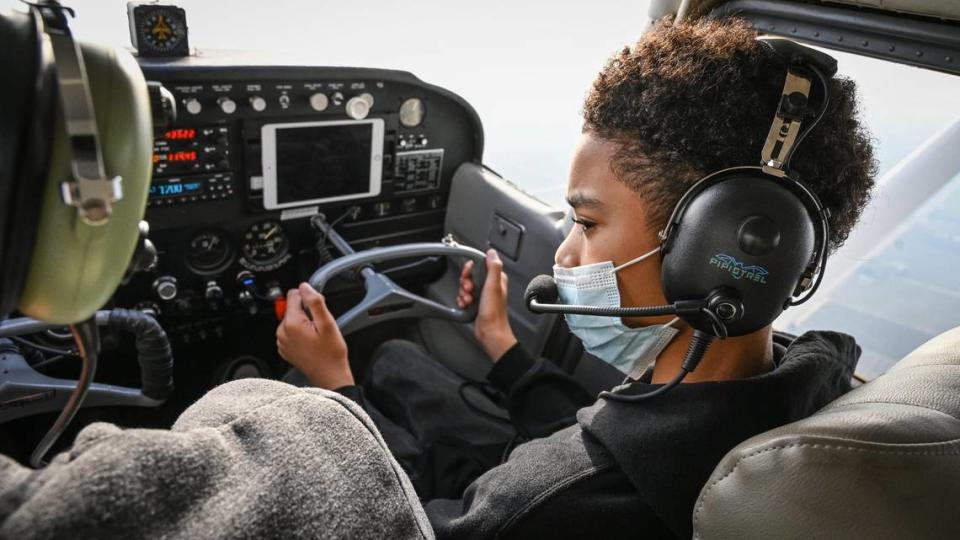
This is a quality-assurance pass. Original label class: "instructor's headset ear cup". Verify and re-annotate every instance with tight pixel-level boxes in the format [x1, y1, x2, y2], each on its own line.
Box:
[0, 9, 56, 321]
[0, 8, 153, 324]
[659, 168, 817, 336]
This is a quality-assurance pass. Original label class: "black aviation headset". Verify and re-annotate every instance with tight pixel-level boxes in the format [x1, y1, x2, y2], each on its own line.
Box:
[658, 37, 836, 338]
[526, 37, 838, 400]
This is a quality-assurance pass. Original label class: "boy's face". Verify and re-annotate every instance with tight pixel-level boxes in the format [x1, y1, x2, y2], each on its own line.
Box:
[554, 132, 674, 327]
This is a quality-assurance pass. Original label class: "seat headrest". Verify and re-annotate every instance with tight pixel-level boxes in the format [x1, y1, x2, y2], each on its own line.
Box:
[693, 326, 960, 540]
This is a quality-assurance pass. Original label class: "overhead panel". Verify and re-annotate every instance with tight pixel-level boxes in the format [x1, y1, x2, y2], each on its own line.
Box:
[826, 0, 960, 23]
[708, 0, 960, 76]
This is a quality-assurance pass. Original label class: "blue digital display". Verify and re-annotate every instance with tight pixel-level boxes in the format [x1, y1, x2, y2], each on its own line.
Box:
[149, 180, 204, 199]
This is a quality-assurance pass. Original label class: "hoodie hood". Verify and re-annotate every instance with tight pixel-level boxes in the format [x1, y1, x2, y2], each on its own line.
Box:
[578, 330, 860, 539]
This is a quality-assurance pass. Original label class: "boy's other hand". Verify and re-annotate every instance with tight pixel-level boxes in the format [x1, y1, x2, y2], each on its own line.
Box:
[457, 249, 518, 362]
[276, 283, 354, 390]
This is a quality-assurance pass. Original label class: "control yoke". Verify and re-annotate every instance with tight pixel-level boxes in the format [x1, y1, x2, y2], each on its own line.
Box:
[308, 218, 487, 336]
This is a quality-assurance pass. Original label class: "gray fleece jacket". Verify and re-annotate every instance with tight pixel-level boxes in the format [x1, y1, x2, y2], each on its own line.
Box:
[0, 379, 433, 540]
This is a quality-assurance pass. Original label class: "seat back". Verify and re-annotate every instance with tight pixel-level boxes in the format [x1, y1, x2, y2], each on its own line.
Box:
[693, 326, 960, 540]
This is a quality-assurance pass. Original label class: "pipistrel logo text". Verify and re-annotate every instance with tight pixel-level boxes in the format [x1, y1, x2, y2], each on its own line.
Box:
[709, 254, 769, 284]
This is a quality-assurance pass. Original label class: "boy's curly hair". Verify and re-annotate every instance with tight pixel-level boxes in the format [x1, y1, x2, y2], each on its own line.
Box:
[583, 18, 877, 251]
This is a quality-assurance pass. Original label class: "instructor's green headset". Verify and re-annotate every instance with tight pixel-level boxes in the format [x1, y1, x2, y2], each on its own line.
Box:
[1, 1, 156, 466]
[0, 1, 153, 325]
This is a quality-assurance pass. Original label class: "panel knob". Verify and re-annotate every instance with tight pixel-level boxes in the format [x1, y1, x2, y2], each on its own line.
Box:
[399, 97, 425, 127]
[249, 95, 267, 112]
[309, 92, 329, 112]
[238, 290, 257, 315]
[266, 282, 284, 302]
[184, 98, 202, 115]
[346, 95, 371, 120]
[205, 280, 224, 300]
[217, 97, 237, 114]
[153, 276, 179, 301]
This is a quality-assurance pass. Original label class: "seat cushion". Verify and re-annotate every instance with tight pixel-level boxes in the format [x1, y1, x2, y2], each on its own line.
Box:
[693, 326, 960, 540]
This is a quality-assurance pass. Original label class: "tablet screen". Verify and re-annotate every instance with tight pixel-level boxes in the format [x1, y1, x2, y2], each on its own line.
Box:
[261, 119, 383, 209]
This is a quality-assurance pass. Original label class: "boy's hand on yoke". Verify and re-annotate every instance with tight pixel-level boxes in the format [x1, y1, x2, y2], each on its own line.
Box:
[277, 283, 354, 390]
[457, 248, 518, 362]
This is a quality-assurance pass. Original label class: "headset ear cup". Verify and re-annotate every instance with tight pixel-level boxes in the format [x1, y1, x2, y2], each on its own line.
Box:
[660, 167, 818, 336]
[0, 10, 57, 320]
[17, 41, 153, 324]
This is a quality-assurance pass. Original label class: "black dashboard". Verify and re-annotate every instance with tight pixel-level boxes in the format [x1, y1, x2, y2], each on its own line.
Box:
[119, 54, 482, 349]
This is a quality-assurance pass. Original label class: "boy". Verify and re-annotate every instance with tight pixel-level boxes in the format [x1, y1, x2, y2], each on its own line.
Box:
[278, 18, 875, 539]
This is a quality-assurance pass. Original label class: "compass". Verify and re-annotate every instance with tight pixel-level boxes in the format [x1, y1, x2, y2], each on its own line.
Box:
[128, 3, 189, 57]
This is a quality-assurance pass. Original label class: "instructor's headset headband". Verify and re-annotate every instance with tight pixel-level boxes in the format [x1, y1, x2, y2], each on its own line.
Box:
[525, 38, 839, 401]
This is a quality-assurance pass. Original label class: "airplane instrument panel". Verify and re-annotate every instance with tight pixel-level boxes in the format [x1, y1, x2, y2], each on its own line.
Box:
[121, 55, 483, 350]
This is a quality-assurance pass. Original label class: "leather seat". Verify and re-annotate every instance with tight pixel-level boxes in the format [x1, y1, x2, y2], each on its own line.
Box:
[693, 326, 960, 540]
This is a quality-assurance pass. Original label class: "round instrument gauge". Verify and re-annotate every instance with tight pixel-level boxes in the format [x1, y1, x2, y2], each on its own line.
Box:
[241, 220, 290, 269]
[135, 7, 188, 55]
[399, 98, 426, 127]
[186, 230, 233, 274]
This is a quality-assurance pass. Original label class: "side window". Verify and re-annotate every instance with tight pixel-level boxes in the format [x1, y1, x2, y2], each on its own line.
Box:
[778, 51, 960, 379]
[782, 172, 960, 379]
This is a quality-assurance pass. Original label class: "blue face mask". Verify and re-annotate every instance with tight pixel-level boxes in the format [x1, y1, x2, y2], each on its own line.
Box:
[553, 246, 679, 377]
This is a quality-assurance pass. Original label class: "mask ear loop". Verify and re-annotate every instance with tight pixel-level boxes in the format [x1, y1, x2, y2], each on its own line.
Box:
[612, 245, 661, 273]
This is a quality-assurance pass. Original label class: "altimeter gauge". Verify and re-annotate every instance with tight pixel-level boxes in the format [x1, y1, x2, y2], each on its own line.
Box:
[240, 220, 291, 272]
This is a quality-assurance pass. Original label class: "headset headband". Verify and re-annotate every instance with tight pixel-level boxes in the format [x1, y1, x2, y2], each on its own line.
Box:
[30, 0, 122, 226]
[758, 37, 837, 177]
[760, 68, 812, 176]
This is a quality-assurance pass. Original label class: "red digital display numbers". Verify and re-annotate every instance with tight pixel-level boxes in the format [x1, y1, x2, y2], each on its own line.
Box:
[164, 128, 196, 140]
[152, 151, 198, 163]
[167, 151, 197, 162]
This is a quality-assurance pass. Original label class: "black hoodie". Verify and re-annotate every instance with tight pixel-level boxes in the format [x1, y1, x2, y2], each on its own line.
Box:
[423, 331, 860, 539]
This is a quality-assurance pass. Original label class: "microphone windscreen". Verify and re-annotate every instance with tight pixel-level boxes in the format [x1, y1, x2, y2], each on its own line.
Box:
[525, 274, 559, 305]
